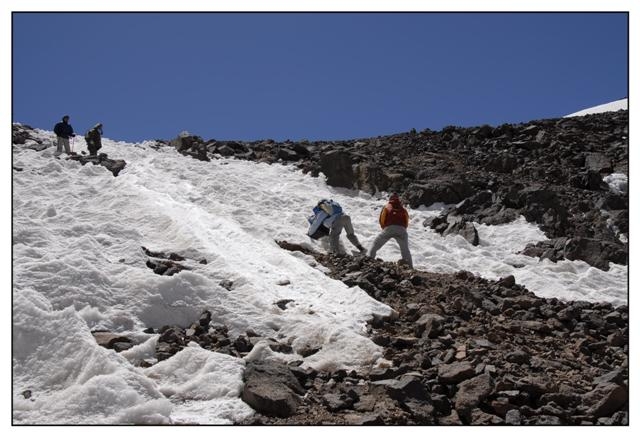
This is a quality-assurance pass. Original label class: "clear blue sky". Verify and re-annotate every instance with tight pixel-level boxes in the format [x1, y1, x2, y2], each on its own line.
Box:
[12, 12, 627, 142]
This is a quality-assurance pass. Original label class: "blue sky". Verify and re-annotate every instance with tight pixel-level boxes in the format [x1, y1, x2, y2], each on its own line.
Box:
[12, 12, 627, 142]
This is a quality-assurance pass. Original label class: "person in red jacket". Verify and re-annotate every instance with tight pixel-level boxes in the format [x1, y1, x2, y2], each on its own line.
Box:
[368, 193, 413, 268]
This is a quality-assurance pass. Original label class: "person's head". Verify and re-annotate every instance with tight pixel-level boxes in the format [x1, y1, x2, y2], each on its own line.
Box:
[389, 193, 402, 206]
[95, 123, 103, 129]
[62, 115, 70, 122]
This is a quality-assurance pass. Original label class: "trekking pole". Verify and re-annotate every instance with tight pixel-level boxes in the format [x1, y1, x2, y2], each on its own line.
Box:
[71, 136, 75, 153]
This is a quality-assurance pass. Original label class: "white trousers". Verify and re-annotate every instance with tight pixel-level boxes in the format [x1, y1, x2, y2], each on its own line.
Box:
[368, 225, 413, 268]
[56, 137, 70, 154]
[328, 214, 362, 254]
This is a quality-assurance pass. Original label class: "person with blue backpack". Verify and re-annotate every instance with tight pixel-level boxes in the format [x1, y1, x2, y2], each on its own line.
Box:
[307, 199, 366, 254]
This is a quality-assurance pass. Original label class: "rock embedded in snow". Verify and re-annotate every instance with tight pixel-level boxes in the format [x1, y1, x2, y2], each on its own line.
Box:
[66, 153, 127, 177]
[442, 219, 479, 246]
[92, 331, 133, 350]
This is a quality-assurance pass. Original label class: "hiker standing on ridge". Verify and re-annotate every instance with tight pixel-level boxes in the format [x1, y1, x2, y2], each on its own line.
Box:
[307, 199, 366, 255]
[85, 123, 103, 156]
[368, 193, 413, 268]
[53, 115, 75, 155]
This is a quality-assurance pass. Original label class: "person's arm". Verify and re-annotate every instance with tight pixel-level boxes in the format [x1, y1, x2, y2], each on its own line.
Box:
[379, 207, 387, 229]
[307, 211, 329, 236]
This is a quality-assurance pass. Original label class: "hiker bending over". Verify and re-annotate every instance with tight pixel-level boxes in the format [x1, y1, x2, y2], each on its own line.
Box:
[307, 199, 366, 254]
[53, 115, 75, 155]
[369, 193, 413, 268]
[85, 123, 103, 156]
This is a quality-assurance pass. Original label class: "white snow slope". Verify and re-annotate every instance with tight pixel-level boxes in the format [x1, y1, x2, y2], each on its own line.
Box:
[564, 98, 628, 117]
[12, 127, 628, 424]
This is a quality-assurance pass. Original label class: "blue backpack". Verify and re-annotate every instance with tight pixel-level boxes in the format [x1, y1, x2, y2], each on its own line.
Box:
[307, 200, 342, 239]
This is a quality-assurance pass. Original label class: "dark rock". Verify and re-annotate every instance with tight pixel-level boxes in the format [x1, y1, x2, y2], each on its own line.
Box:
[454, 373, 494, 414]
[564, 237, 627, 270]
[275, 299, 294, 310]
[607, 331, 626, 347]
[582, 170, 608, 190]
[219, 279, 234, 290]
[67, 154, 127, 177]
[442, 220, 479, 246]
[276, 148, 300, 161]
[517, 376, 557, 398]
[585, 153, 612, 173]
[370, 375, 429, 402]
[497, 275, 516, 288]
[319, 150, 354, 188]
[354, 163, 391, 192]
[438, 361, 476, 384]
[403, 399, 435, 423]
[369, 367, 397, 381]
[199, 310, 212, 328]
[241, 360, 305, 417]
[92, 332, 133, 350]
[438, 409, 463, 425]
[158, 327, 183, 345]
[527, 415, 563, 425]
[505, 349, 530, 364]
[470, 408, 504, 425]
[322, 393, 355, 412]
[414, 313, 445, 338]
[593, 369, 625, 386]
[582, 383, 627, 418]
[344, 413, 383, 425]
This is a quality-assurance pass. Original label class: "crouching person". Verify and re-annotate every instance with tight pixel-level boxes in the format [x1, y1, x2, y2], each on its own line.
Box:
[85, 123, 103, 156]
[307, 199, 366, 254]
[369, 193, 413, 268]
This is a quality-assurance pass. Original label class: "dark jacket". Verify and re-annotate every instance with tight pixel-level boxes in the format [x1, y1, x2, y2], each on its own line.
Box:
[85, 127, 103, 151]
[54, 121, 74, 139]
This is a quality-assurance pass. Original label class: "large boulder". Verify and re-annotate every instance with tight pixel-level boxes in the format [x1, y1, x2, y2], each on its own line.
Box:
[353, 163, 391, 193]
[585, 153, 613, 173]
[319, 150, 355, 188]
[241, 360, 305, 417]
[405, 176, 478, 208]
[582, 383, 627, 418]
[564, 237, 627, 270]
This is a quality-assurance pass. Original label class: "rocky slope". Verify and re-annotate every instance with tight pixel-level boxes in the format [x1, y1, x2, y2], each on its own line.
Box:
[165, 110, 628, 271]
[12, 112, 629, 425]
[14, 110, 628, 269]
[95, 244, 627, 425]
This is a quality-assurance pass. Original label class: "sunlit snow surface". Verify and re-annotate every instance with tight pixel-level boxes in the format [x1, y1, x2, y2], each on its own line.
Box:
[603, 173, 628, 195]
[12, 129, 627, 423]
[564, 98, 628, 117]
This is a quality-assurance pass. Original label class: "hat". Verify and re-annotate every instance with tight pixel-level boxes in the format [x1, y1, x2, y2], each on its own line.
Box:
[389, 193, 399, 201]
[95, 123, 103, 128]
[62, 115, 70, 121]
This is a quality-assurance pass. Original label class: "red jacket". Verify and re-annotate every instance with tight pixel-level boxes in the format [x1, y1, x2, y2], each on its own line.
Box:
[379, 200, 409, 229]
